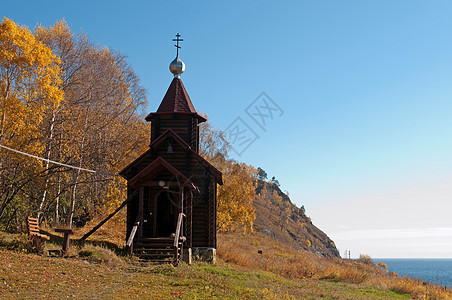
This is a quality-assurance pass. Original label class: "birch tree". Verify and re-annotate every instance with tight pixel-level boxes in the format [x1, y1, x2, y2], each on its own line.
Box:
[0, 18, 63, 225]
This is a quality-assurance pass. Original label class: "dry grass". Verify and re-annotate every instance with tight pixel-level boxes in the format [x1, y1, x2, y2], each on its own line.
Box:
[61, 216, 127, 248]
[0, 246, 410, 299]
[1, 228, 450, 299]
[78, 244, 126, 268]
[218, 232, 452, 300]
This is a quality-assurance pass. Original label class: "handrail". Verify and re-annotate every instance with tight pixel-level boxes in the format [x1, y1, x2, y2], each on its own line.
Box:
[173, 213, 186, 248]
[173, 213, 186, 266]
[126, 220, 140, 247]
[127, 216, 141, 256]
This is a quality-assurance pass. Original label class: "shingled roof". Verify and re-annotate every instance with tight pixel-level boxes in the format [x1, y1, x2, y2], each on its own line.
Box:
[145, 78, 206, 122]
[158, 78, 195, 113]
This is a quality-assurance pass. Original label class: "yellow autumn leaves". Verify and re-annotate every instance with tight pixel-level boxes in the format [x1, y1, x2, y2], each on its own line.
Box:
[0, 17, 63, 150]
[199, 121, 256, 233]
[217, 162, 256, 233]
[0, 18, 148, 228]
[1, 17, 258, 234]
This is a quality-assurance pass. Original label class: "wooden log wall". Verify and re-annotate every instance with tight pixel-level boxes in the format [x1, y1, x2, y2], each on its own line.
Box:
[126, 112, 217, 248]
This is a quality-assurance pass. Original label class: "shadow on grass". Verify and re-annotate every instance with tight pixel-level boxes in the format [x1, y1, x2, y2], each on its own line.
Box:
[38, 229, 127, 257]
[0, 229, 127, 257]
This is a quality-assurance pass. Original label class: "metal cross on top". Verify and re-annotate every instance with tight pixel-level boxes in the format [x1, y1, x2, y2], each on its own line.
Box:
[173, 33, 183, 56]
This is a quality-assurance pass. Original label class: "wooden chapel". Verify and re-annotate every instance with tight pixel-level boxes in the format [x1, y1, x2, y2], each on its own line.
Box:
[119, 35, 222, 264]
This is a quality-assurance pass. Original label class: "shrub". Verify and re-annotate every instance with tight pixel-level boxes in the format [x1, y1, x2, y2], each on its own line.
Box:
[78, 244, 124, 267]
[0, 232, 41, 253]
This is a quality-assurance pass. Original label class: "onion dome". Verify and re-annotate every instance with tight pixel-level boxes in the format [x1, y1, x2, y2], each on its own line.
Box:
[169, 56, 185, 78]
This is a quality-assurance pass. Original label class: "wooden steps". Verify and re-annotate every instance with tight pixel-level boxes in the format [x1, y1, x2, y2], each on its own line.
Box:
[128, 213, 186, 266]
[131, 237, 184, 264]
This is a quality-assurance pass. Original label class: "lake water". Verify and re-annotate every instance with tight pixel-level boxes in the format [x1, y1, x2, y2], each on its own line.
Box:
[375, 258, 452, 288]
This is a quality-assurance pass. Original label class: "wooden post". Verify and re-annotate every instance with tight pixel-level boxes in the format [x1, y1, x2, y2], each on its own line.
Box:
[55, 228, 73, 256]
[138, 187, 144, 237]
[186, 191, 192, 248]
[153, 192, 157, 237]
[180, 188, 184, 262]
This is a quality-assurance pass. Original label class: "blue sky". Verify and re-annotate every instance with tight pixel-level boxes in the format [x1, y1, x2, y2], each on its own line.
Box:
[4, 1, 452, 258]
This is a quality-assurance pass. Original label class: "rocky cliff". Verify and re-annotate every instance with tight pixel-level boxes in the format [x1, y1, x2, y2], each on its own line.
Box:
[254, 181, 340, 258]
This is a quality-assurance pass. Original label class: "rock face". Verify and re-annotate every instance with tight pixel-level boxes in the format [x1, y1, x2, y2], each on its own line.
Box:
[254, 181, 340, 258]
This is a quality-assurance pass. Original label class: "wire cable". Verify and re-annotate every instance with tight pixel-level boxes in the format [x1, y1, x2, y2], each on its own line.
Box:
[0, 144, 121, 177]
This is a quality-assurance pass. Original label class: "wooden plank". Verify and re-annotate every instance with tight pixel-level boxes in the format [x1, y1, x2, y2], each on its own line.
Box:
[55, 228, 73, 234]
[31, 233, 50, 240]
[135, 245, 174, 251]
[26, 217, 50, 241]
[133, 244, 173, 248]
[173, 213, 184, 247]
[135, 254, 173, 258]
[126, 220, 140, 247]
[135, 237, 173, 242]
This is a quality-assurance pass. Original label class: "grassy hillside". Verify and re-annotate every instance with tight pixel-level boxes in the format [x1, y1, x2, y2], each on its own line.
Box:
[0, 247, 408, 300]
[1, 230, 451, 299]
[218, 232, 452, 299]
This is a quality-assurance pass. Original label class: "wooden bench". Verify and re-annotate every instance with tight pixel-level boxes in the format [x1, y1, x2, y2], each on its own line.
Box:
[27, 217, 50, 251]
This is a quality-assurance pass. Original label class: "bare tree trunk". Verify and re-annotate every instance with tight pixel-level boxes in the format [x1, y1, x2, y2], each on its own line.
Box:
[38, 108, 57, 220]
[55, 173, 61, 226]
[0, 79, 10, 142]
[67, 169, 81, 228]
[67, 115, 87, 228]
[0, 83, 10, 173]
[54, 128, 64, 226]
